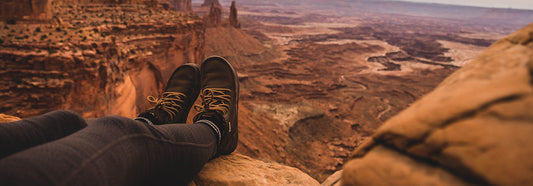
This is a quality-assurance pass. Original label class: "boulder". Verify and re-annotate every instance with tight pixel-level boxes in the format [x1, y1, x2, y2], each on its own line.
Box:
[191, 153, 320, 185]
[342, 23, 533, 185]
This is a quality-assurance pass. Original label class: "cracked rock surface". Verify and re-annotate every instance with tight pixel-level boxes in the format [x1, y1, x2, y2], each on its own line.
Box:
[339, 23, 533, 185]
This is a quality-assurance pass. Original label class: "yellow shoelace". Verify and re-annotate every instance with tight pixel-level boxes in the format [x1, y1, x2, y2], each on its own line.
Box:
[147, 92, 186, 120]
[194, 88, 231, 115]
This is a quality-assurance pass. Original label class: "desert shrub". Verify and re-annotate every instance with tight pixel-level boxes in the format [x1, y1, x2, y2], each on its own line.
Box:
[35, 27, 41, 32]
[6, 19, 16, 25]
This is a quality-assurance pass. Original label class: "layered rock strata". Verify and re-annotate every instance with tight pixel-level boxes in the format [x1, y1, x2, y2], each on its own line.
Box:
[341, 23, 533, 185]
[0, 4, 204, 118]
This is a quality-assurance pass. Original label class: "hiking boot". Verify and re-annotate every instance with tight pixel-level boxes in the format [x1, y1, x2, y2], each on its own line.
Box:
[193, 56, 239, 155]
[137, 64, 201, 125]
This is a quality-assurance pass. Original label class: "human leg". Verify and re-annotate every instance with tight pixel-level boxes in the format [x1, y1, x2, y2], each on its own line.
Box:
[0, 116, 217, 186]
[0, 110, 87, 159]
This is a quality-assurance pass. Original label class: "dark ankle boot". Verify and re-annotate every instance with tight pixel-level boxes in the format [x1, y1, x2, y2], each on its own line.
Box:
[194, 56, 239, 156]
[137, 63, 200, 124]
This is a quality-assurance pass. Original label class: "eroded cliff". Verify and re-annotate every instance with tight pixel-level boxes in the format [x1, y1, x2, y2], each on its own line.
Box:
[0, 3, 204, 118]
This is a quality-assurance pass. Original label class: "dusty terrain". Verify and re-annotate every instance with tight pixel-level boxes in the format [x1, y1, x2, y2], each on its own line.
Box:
[200, 0, 530, 181]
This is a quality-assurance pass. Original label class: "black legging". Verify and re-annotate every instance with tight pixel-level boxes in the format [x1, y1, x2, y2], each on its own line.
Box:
[0, 110, 217, 186]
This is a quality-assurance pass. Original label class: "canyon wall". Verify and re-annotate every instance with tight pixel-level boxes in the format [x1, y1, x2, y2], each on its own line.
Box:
[0, 4, 205, 118]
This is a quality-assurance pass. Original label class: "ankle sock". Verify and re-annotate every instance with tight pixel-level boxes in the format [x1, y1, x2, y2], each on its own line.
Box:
[194, 111, 226, 145]
[134, 117, 154, 125]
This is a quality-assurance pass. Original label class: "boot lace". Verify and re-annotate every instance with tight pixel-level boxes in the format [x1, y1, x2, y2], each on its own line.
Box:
[147, 92, 186, 120]
[194, 88, 231, 115]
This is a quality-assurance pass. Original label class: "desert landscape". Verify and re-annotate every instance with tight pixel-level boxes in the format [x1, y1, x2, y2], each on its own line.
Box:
[1, 0, 533, 184]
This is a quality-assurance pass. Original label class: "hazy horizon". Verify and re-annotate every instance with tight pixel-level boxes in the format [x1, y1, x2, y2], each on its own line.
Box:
[396, 0, 533, 10]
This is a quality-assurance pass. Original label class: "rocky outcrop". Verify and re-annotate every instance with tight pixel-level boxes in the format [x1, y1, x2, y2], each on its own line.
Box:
[0, 0, 52, 21]
[203, 4, 221, 27]
[191, 154, 319, 185]
[0, 4, 205, 118]
[229, 1, 240, 28]
[167, 0, 192, 12]
[200, 0, 221, 8]
[341, 23, 533, 185]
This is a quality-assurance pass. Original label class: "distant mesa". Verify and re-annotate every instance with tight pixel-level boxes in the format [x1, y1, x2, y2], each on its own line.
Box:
[203, 0, 240, 29]
[204, 3, 222, 27]
[201, 0, 221, 8]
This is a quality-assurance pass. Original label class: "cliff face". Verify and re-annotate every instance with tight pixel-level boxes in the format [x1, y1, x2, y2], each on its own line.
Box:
[338, 23, 533, 185]
[0, 0, 52, 21]
[0, 4, 204, 118]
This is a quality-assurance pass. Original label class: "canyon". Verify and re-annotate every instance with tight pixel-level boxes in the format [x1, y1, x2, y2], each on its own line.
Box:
[1, 0, 533, 184]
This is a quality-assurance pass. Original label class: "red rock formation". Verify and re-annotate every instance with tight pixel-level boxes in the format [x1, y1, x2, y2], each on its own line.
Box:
[0, 4, 205, 118]
[201, 0, 221, 8]
[204, 4, 221, 28]
[167, 0, 192, 12]
[0, 0, 52, 21]
[340, 23, 533, 186]
[229, 1, 240, 28]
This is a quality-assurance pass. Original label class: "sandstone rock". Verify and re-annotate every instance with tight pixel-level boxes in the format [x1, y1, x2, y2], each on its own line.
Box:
[192, 153, 320, 185]
[342, 23, 533, 185]
[229, 1, 240, 29]
[321, 170, 342, 186]
[200, 0, 221, 8]
[0, 114, 21, 122]
[203, 4, 221, 28]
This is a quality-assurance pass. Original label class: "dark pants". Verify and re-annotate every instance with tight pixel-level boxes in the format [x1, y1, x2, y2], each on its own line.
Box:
[0, 110, 217, 186]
